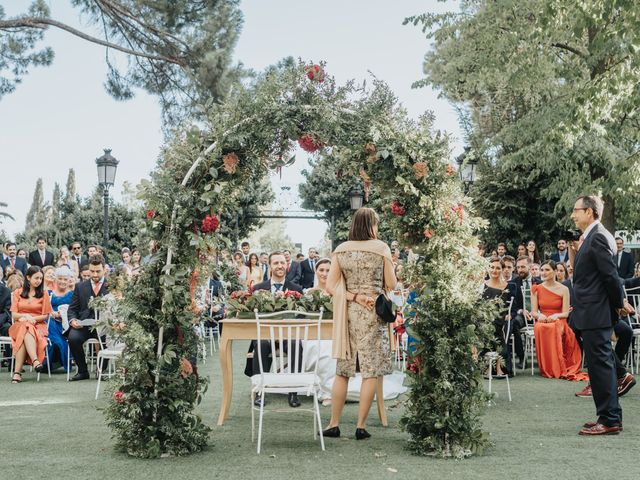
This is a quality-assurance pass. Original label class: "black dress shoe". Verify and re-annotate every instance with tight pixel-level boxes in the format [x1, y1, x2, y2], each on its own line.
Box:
[355, 428, 371, 440]
[288, 392, 301, 408]
[69, 372, 90, 382]
[322, 426, 340, 438]
[254, 393, 266, 407]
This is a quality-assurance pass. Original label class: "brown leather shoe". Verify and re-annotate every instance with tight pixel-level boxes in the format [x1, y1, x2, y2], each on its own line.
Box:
[617, 373, 636, 397]
[579, 423, 622, 436]
[575, 384, 592, 397]
[583, 421, 623, 431]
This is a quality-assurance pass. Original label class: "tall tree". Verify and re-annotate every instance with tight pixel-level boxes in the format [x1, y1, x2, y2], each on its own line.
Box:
[408, 0, 640, 232]
[25, 178, 47, 231]
[0, 0, 244, 126]
[64, 168, 77, 205]
[50, 182, 61, 223]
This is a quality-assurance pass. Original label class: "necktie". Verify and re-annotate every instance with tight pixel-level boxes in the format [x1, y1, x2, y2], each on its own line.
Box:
[10, 257, 15, 267]
[287, 262, 291, 272]
[274, 283, 283, 292]
[40, 251, 45, 264]
[92, 282, 101, 296]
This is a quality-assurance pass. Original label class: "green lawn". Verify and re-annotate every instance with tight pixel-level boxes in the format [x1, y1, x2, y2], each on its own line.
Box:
[2, 343, 639, 480]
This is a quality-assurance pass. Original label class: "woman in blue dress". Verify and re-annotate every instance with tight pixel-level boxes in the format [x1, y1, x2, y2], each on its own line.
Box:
[47, 266, 74, 371]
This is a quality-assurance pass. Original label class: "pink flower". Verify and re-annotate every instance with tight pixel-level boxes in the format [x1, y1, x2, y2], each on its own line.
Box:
[146, 209, 157, 219]
[298, 134, 323, 153]
[390, 200, 406, 216]
[180, 358, 193, 378]
[424, 228, 434, 239]
[284, 290, 302, 299]
[113, 390, 125, 404]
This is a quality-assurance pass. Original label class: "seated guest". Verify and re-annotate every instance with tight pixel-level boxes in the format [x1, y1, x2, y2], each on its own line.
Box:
[502, 255, 516, 282]
[47, 267, 74, 372]
[9, 266, 53, 383]
[482, 258, 514, 376]
[526, 240, 541, 264]
[56, 246, 79, 279]
[508, 255, 541, 366]
[247, 251, 303, 408]
[0, 242, 27, 275]
[550, 239, 569, 264]
[42, 265, 56, 292]
[80, 264, 91, 282]
[555, 262, 569, 283]
[516, 243, 527, 258]
[531, 260, 587, 381]
[496, 242, 507, 259]
[530, 263, 541, 280]
[17, 249, 28, 262]
[6, 271, 24, 292]
[65, 255, 109, 381]
[0, 280, 11, 337]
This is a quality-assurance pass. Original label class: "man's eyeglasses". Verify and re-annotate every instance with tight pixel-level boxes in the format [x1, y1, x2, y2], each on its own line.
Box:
[572, 207, 588, 212]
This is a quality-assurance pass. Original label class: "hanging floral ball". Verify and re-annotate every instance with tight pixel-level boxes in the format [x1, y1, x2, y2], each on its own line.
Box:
[298, 133, 323, 153]
[304, 64, 325, 82]
[201, 214, 220, 233]
[223, 152, 239, 174]
[390, 200, 406, 216]
[113, 390, 125, 404]
[413, 162, 428, 179]
[179, 358, 193, 378]
[146, 209, 157, 219]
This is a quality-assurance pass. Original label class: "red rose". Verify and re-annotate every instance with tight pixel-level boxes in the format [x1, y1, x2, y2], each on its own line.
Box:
[284, 290, 302, 299]
[146, 209, 157, 219]
[298, 133, 323, 153]
[201, 214, 220, 233]
[390, 200, 406, 216]
[304, 64, 325, 82]
[307, 70, 315, 80]
[113, 390, 125, 404]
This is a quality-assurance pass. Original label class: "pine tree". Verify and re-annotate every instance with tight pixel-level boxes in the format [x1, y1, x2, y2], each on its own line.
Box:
[50, 182, 61, 223]
[25, 178, 47, 231]
[64, 168, 76, 205]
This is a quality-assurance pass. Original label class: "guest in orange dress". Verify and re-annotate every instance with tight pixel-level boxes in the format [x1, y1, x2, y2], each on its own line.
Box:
[531, 260, 587, 381]
[9, 266, 52, 383]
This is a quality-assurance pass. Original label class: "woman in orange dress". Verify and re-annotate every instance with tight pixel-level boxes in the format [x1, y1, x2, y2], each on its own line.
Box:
[9, 266, 52, 383]
[531, 260, 587, 381]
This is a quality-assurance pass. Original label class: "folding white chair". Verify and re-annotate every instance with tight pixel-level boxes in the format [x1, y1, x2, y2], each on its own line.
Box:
[203, 286, 221, 354]
[623, 286, 640, 375]
[486, 297, 513, 402]
[251, 308, 325, 454]
[519, 285, 536, 375]
[95, 335, 124, 400]
[0, 334, 14, 377]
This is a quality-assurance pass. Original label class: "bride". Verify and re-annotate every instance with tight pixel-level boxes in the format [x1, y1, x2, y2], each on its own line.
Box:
[303, 258, 406, 404]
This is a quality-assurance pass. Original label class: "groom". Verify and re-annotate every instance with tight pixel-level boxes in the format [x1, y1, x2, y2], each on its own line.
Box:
[570, 195, 630, 435]
[246, 251, 304, 408]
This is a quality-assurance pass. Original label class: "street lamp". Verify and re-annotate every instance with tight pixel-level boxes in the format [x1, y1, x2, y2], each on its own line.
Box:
[96, 149, 119, 249]
[349, 190, 364, 210]
[455, 147, 478, 194]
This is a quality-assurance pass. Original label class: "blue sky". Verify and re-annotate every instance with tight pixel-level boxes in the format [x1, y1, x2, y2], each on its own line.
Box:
[0, 0, 461, 249]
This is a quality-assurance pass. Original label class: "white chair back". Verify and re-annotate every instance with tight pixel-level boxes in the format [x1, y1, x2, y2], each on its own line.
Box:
[624, 285, 640, 326]
[254, 309, 324, 378]
[58, 304, 69, 332]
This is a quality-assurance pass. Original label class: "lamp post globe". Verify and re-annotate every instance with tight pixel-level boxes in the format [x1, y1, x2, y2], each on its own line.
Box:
[455, 147, 477, 194]
[349, 190, 364, 210]
[96, 149, 119, 250]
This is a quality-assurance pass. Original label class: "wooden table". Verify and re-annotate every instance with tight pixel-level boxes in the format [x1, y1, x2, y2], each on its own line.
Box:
[217, 318, 387, 426]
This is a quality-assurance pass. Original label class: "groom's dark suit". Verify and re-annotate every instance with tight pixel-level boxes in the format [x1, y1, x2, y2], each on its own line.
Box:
[572, 222, 625, 426]
[244, 278, 303, 377]
[65, 279, 108, 375]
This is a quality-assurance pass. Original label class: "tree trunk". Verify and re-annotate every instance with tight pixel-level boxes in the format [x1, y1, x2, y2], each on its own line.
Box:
[602, 194, 616, 233]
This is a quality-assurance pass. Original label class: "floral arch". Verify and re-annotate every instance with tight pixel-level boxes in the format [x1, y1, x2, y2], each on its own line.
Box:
[105, 58, 495, 459]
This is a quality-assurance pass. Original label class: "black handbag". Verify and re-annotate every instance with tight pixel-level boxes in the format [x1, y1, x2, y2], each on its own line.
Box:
[376, 292, 396, 323]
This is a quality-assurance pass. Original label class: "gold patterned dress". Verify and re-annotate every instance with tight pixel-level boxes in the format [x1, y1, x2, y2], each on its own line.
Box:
[335, 251, 392, 378]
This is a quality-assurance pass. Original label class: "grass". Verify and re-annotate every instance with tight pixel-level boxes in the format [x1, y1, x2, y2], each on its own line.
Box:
[2, 342, 639, 480]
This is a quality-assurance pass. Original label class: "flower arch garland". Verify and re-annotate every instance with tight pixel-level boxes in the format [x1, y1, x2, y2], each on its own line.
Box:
[105, 58, 496, 459]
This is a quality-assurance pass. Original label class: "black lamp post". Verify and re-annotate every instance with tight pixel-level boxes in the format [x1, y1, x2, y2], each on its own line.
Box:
[349, 190, 364, 210]
[96, 149, 119, 249]
[455, 147, 478, 194]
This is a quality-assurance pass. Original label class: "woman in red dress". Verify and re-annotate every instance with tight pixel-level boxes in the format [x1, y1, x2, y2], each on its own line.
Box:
[531, 260, 587, 381]
[9, 266, 52, 383]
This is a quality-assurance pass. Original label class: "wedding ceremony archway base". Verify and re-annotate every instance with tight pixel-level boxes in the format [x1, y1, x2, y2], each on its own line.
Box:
[105, 58, 496, 459]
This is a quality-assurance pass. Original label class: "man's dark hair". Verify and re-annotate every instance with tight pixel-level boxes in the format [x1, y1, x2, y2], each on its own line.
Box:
[516, 255, 532, 265]
[36, 236, 46, 243]
[615, 236, 623, 242]
[296, 253, 304, 259]
[6, 242, 16, 249]
[241, 241, 250, 248]
[268, 251, 285, 265]
[80, 264, 91, 272]
[503, 255, 515, 266]
[283, 249, 291, 255]
[87, 244, 98, 251]
[260, 251, 268, 257]
[577, 195, 604, 220]
[497, 242, 506, 248]
[89, 254, 106, 266]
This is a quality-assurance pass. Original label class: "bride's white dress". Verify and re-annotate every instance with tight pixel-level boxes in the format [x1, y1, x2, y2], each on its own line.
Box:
[303, 340, 407, 401]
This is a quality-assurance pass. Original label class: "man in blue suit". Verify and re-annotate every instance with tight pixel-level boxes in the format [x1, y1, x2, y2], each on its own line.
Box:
[0, 242, 27, 275]
[571, 195, 633, 436]
[550, 239, 569, 264]
[614, 237, 635, 280]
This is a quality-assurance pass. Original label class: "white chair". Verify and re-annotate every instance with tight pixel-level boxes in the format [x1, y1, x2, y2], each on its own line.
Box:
[95, 336, 124, 400]
[251, 308, 325, 454]
[623, 286, 640, 375]
[204, 286, 222, 354]
[0, 335, 14, 377]
[518, 285, 536, 375]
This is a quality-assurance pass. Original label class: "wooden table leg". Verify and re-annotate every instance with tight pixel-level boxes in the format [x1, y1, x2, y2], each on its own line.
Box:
[217, 335, 233, 426]
[376, 376, 388, 427]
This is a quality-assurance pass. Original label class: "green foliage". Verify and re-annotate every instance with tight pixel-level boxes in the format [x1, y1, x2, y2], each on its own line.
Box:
[24, 178, 47, 232]
[0, 1, 244, 128]
[0, 201, 14, 224]
[121, 59, 496, 458]
[409, 0, 640, 232]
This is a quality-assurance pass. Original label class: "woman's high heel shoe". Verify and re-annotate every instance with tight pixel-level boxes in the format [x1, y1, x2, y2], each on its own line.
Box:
[32, 360, 44, 373]
[322, 426, 340, 438]
[355, 428, 371, 440]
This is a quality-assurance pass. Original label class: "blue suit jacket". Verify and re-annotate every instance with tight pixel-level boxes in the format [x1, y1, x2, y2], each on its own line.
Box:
[0, 256, 27, 275]
[571, 223, 624, 330]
